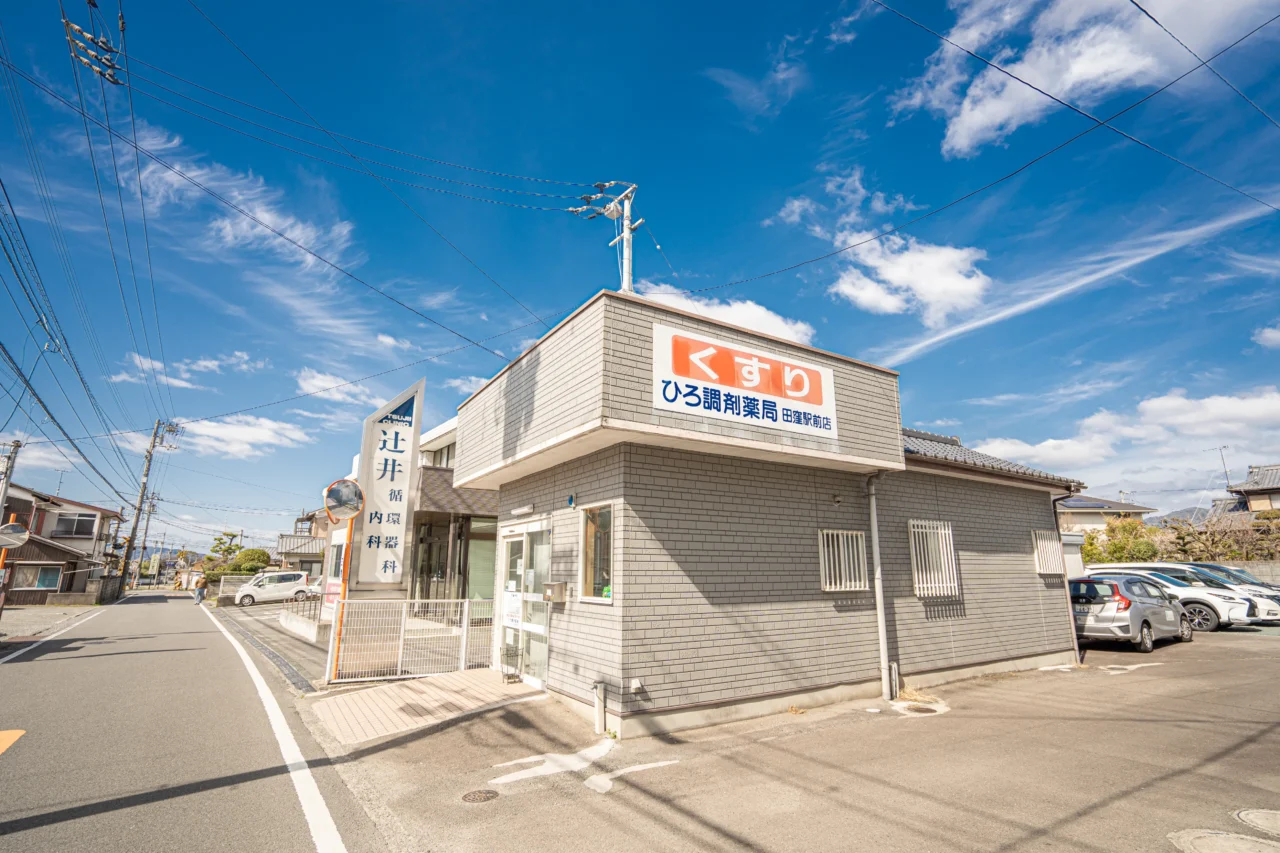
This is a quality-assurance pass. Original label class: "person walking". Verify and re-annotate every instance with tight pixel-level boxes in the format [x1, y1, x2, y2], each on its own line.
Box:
[193, 573, 208, 605]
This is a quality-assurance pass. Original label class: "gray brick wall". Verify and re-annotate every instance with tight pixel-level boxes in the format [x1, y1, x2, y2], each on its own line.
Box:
[454, 299, 606, 483]
[602, 296, 904, 466]
[615, 448, 1074, 714]
[498, 447, 625, 707]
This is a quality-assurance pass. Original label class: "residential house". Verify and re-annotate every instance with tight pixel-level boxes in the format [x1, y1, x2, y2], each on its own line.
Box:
[277, 512, 327, 578]
[1225, 465, 1280, 513]
[1056, 495, 1156, 533]
[0, 484, 125, 606]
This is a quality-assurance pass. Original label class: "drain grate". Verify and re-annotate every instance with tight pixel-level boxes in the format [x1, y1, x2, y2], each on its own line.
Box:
[906, 704, 937, 714]
[462, 789, 499, 804]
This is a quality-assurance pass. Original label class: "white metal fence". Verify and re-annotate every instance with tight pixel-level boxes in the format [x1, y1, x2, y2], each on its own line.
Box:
[219, 575, 258, 597]
[326, 599, 494, 684]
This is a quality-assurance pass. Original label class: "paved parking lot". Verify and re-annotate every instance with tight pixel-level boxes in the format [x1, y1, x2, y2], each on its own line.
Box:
[295, 629, 1280, 853]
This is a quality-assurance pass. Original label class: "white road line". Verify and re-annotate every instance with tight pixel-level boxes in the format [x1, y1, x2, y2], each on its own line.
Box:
[199, 603, 347, 853]
[0, 607, 107, 665]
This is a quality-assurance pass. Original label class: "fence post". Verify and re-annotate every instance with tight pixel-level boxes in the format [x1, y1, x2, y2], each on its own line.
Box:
[395, 600, 408, 677]
[324, 600, 341, 685]
[458, 599, 471, 671]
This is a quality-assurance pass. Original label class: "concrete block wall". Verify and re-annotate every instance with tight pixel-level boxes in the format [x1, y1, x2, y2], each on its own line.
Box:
[497, 446, 625, 707]
[1230, 561, 1280, 584]
[454, 299, 606, 484]
[602, 297, 905, 467]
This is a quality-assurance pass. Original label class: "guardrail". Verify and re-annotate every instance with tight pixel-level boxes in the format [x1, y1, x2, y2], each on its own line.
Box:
[326, 599, 494, 684]
[283, 591, 323, 622]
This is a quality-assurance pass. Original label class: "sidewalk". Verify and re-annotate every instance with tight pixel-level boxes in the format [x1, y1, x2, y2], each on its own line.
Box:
[0, 605, 96, 642]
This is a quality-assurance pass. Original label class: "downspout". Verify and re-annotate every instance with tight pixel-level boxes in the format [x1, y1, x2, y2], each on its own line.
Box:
[1051, 489, 1082, 664]
[866, 472, 892, 701]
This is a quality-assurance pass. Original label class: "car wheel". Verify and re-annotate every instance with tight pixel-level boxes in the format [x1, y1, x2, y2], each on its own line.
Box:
[239, 594, 255, 607]
[1137, 623, 1154, 653]
[294, 590, 308, 601]
[1178, 616, 1194, 642]
[1183, 603, 1219, 632]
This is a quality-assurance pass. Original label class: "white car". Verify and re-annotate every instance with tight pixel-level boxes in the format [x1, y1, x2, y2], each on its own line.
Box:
[1085, 563, 1257, 631]
[235, 571, 311, 606]
[1182, 563, 1280, 621]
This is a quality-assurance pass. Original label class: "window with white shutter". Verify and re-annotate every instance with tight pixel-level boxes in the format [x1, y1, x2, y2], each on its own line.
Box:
[909, 520, 960, 598]
[1032, 530, 1066, 575]
[818, 530, 868, 592]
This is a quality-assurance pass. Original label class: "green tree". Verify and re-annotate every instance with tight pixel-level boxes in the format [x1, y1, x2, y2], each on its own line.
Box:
[232, 548, 271, 568]
[210, 532, 243, 562]
[1082, 517, 1159, 563]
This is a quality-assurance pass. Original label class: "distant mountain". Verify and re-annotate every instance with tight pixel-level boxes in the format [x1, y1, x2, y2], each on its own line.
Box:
[1148, 506, 1211, 527]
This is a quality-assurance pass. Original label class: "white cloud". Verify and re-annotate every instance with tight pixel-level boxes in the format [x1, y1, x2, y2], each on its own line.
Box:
[762, 197, 818, 227]
[828, 2, 875, 45]
[287, 407, 361, 431]
[892, 0, 1279, 157]
[965, 374, 1133, 410]
[706, 37, 809, 122]
[377, 334, 415, 350]
[110, 352, 207, 389]
[0, 431, 79, 474]
[176, 415, 311, 458]
[871, 205, 1269, 364]
[916, 418, 961, 427]
[108, 350, 270, 389]
[444, 376, 488, 394]
[972, 385, 1280, 511]
[173, 351, 270, 377]
[294, 367, 384, 408]
[1252, 324, 1280, 348]
[636, 281, 816, 345]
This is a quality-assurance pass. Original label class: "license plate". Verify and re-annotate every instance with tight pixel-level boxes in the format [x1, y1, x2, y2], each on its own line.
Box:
[1074, 605, 1091, 614]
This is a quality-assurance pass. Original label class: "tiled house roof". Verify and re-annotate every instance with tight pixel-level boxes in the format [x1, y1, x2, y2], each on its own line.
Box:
[901, 428, 1083, 489]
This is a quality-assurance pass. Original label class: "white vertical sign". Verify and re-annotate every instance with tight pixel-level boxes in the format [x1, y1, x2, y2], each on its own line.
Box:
[353, 381, 424, 586]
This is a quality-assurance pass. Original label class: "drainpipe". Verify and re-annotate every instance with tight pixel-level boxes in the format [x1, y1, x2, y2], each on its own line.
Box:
[1052, 488, 1083, 664]
[866, 473, 892, 701]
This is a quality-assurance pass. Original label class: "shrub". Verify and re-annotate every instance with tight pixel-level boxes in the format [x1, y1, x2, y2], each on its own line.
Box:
[232, 548, 272, 568]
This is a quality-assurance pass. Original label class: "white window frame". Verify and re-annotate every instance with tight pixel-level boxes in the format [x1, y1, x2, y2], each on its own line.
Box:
[909, 520, 960, 598]
[51, 512, 96, 538]
[1032, 529, 1066, 576]
[12, 564, 63, 591]
[577, 500, 617, 605]
[818, 530, 868, 592]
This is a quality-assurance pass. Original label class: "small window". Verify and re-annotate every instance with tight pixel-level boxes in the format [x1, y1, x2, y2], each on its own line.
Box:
[329, 544, 345, 579]
[581, 505, 613, 601]
[431, 443, 456, 468]
[909, 520, 960, 598]
[1032, 530, 1066, 575]
[15, 566, 63, 589]
[52, 513, 96, 537]
[818, 530, 868, 592]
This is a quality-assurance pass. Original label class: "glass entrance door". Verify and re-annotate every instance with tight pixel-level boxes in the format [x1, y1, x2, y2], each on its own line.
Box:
[499, 528, 551, 687]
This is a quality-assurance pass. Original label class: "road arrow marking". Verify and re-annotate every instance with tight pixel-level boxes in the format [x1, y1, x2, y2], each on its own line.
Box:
[0, 730, 24, 757]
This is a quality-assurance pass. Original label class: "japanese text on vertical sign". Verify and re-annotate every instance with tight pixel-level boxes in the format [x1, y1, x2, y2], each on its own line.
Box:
[355, 385, 421, 585]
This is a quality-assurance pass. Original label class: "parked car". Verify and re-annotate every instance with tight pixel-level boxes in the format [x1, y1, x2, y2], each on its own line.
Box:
[1182, 563, 1280, 616]
[1085, 564, 1254, 632]
[235, 571, 311, 606]
[1070, 576, 1191, 652]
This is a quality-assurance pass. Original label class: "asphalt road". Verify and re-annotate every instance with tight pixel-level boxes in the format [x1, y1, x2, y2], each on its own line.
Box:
[0, 593, 382, 853]
[326, 627, 1280, 852]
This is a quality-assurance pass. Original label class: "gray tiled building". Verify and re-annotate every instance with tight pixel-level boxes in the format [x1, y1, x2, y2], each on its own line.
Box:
[454, 290, 1083, 737]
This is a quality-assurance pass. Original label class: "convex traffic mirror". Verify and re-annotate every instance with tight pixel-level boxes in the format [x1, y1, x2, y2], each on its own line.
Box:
[323, 479, 365, 523]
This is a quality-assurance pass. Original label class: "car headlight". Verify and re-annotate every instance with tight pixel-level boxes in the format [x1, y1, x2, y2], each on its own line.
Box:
[1208, 592, 1241, 602]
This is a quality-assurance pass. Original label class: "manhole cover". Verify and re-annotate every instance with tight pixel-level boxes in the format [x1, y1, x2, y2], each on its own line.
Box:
[906, 704, 937, 714]
[462, 790, 499, 804]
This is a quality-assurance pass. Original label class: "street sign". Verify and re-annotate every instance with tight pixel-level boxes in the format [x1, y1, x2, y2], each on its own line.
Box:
[353, 381, 424, 586]
[0, 522, 29, 549]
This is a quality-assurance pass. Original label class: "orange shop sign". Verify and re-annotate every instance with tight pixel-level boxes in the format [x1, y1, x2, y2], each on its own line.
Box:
[651, 323, 838, 438]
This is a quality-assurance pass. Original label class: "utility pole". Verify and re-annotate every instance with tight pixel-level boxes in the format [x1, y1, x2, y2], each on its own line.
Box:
[133, 494, 155, 589]
[119, 420, 176, 592]
[570, 183, 644, 293]
[0, 441, 21, 622]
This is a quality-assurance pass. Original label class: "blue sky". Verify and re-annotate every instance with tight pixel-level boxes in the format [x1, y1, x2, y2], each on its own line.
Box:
[2, 0, 1279, 548]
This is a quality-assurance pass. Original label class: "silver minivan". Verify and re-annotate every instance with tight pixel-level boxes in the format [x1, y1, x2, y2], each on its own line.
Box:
[1070, 576, 1191, 652]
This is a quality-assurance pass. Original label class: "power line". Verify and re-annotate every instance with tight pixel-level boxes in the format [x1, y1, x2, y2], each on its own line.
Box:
[867, 0, 1280, 214]
[58, 6, 167, 419]
[159, 497, 300, 515]
[181, 0, 552, 330]
[3, 59, 508, 361]
[1126, 0, 1280, 132]
[0, 340, 130, 504]
[122, 85, 576, 210]
[157, 462, 314, 500]
[684, 9, 1280, 296]
[113, 50, 597, 188]
[118, 0, 179, 417]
